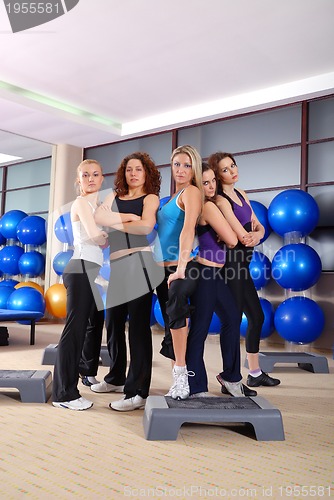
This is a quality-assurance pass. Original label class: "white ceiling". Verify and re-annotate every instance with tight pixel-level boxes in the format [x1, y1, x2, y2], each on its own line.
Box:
[0, 0, 334, 164]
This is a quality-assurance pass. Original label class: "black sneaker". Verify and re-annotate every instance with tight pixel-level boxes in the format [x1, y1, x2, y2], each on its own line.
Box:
[216, 374, 257, 397]
[80, 375, 100, 387]
[221, 383, 257, 397]
[247, 371, 281, 387]
[81, 376, 92, 387]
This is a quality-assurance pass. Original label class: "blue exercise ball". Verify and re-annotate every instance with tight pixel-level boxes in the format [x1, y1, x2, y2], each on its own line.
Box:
[0, 210, 28, 240]
[154, 299, 165, 327]
[249, 251, 272, 290]
[18, 251, 45, 277]
[54, 212, 74, 245]
[0, 285, 15, 308]
[0, 245, 25, 275]
[271, 243, 322, 291]
[159, 196, 171, 208]
[208, 312, 220, 334]
[99, 259, 110, 281]
[0, 278, 19, 287]
[7, 287, 45, 314]
[268, 189, 319, 237]
[274, 296, 325, 344]
[147, 228, 157, 245]
[16, 215, 47, 246]
[240, 298, 275, 340]
[102, 246, 110, 261]
[53, 250, 74, 276]
[150, 294, 158, 326]
[250, 200, 272, 243]
[0, 230, 6, 246]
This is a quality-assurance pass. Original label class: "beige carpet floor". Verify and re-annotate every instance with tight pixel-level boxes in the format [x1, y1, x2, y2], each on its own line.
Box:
[0, 322, 333, 499]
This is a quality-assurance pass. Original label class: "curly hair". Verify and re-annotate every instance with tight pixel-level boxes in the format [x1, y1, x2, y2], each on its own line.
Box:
[114, 152, 161, 196]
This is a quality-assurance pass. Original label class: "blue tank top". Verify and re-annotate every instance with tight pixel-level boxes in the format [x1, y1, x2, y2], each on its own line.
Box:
[197, 223, 226, 265]
[155, 190, 197, 262]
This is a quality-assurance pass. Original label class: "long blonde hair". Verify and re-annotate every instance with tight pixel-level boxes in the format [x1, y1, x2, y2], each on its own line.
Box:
[171, 145, 204, 202]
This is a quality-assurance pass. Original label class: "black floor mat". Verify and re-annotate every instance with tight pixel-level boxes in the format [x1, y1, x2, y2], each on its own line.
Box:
[165, 396, 261, 410]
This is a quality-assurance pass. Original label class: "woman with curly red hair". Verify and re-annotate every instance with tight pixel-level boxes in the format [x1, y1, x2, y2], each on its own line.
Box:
[93, 152, 164, 411]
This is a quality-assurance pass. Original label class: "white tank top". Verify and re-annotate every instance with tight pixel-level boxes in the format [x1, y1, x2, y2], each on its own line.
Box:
[71, 199, 103, 266]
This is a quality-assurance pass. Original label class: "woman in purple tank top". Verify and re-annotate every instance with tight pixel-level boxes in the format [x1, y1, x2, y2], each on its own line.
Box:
[186, 163, 249, 397]
[208, 152, 280, 390]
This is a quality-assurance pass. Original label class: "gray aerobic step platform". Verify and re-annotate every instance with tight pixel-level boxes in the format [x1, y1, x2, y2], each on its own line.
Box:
[0, 370, 52, 402]
[41, 344, 111, 366]
[244, 351, 329, 373]
[143, 395, 285, 441]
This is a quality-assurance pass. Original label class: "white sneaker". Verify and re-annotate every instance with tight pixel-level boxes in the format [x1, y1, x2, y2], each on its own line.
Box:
[170, 366, 194, 400]
[52, 397, 93, 411]
[87, 376, 100, 385]
[188, 392, 211, 398]
[222, 380, 245, 397]
[90, 381, 124, 393]
[165, 368, 178, 396]
[109, 395, 146, 412]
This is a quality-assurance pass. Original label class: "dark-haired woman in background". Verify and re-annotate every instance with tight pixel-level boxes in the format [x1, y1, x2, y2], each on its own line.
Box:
[208, 152, 280, 390]
[186, 163, 253, 397]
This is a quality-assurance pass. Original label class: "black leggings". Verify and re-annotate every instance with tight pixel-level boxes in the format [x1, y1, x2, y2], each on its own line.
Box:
[187, 264, 242, 394]
[155, 260, 200, 360]
[223, 246, 264, 354]
[104, 251, 163, 399]
[52, 259, 104, 402]
[104, 292, 153, 399]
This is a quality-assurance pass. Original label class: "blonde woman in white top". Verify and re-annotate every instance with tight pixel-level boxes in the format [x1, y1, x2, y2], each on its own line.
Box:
[52, 159, 108, 411]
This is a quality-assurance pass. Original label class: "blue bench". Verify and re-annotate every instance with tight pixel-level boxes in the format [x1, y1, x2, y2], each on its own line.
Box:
[0, 309, 44, 345]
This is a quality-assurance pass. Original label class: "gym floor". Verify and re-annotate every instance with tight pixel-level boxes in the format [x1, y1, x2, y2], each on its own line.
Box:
[0, 321, 333, 499]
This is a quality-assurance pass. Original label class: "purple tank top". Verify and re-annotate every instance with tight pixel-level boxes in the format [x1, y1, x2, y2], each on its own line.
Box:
[197, 224, 226, 265]
[226, 190, 252, 227]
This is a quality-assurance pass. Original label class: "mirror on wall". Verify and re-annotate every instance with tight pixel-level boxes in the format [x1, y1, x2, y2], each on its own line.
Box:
[0, 129, 53, 166]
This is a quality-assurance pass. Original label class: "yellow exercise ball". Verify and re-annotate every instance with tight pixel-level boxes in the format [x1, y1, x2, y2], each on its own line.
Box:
[15, 281, 44, 295]
[45, 283, 67, 319]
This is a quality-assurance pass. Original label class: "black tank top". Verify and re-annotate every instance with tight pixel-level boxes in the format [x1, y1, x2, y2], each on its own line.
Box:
[108, 195, 148, 254]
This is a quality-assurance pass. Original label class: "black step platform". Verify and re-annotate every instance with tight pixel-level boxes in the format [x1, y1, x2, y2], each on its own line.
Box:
[41, 344, 111, 366]
[244, 351, 329, 373]
[0, 370, 52, 402]
[143, 395, 285, 441]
